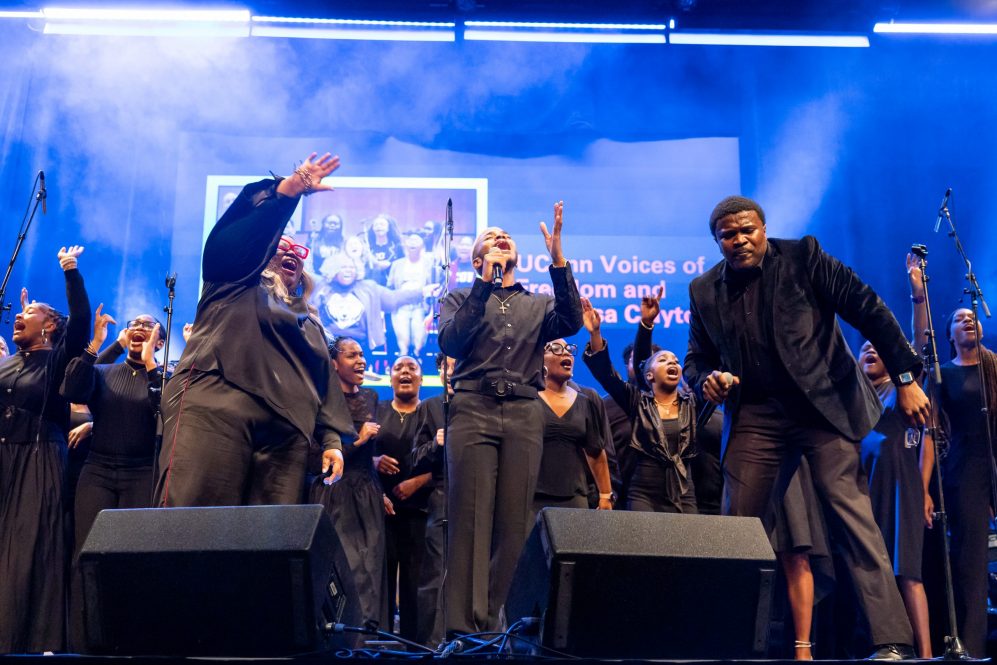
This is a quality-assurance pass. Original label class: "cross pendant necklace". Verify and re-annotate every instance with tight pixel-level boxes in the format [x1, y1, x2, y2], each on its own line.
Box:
[493, 291, 518, 314]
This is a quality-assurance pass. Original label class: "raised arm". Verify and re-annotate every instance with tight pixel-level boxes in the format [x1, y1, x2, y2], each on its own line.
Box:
[52, 246, 93, 369]
[540, 202, 583, 341]
[907, 252, 930, 353]
[580, 298, 639, 416]
[203, 154, 339, 284]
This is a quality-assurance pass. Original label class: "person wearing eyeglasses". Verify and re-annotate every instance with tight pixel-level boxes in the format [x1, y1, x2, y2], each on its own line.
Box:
[535, 339, 613, 516]
[154, 153, 353, 508]
[438, 202, 583, 636]
[59, 309, 164, 649]
[581, 295, 698, 514]
[0, 246, 91, 654]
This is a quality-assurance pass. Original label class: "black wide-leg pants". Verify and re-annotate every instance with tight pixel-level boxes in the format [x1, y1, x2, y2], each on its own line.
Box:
[443, 392, 542, 636]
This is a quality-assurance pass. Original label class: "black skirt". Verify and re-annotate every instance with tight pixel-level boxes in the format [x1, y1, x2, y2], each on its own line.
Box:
[0, 439, 67, 653]
[311, 470, 388, 628]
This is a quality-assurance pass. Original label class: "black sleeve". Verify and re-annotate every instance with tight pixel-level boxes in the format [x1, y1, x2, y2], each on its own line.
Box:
[95, 341, 125, 365]
[202, 178, 301, 285]
[580, 393, 607, 456]
[631, 320, 654, 392]
[410, 400, 443, 475]
[683, 285, 722, 403]
[62, 268, 92, 361]
[583, 341, 640, 420]
[60, 351, 98, 405]
[439, 280, 493, 359]
[540, 264, 584, 343]
[804, 236, 920, 378]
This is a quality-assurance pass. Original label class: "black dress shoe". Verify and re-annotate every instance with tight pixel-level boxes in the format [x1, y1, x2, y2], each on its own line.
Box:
[866, 644, 916, 661]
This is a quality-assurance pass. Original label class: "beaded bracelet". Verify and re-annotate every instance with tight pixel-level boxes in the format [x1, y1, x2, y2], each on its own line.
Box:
[294, 166, 314, 193]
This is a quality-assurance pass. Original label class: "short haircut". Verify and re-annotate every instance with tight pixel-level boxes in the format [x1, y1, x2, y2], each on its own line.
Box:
[709, 196, 766, 238]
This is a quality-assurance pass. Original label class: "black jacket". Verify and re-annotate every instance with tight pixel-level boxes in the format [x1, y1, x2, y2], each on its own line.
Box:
[684, 235, 920, 443]
[175, 178, 352, 451]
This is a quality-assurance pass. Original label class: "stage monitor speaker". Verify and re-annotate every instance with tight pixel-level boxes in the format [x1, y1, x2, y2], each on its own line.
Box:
[505, 508, 776, 659]
[79, 504, 359, 656]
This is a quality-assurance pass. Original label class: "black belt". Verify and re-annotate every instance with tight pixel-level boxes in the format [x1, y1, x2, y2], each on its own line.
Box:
[454, 378, 538, 400]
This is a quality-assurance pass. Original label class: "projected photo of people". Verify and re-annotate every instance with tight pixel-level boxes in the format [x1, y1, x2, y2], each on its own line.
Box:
[295, 180, 484, 379]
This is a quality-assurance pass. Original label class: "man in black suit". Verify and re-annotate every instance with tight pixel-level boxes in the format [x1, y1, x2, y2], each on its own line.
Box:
[685, 196, 930, 660]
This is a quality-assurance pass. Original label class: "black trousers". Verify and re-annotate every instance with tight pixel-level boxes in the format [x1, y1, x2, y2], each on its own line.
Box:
[444, 392, 543, 635]
[385, 507, 427, 641]
[723, 401, 913, 647]
[155, 370, 307, 507]
[70, 461, 153, 651]
[416, 487, 446, 646]
[943, 458, 991, 657]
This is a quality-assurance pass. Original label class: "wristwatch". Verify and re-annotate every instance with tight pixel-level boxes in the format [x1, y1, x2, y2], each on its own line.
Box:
[893, 370, 916, 387]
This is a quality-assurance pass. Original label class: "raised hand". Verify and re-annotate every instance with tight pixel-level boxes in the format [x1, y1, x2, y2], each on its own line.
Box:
[89, 304, 117, 353]
[141, 324, 161, 371]
[277, 152, 341, 198]
[640, 285, 664, 327]
[581, 297, 601, 334]
[539, 201, 565, 267]
[20, 287, 29, 311]
[906, 252, 924, 294]
[182, 322, 194, 342]
[58, 245, 85, 271]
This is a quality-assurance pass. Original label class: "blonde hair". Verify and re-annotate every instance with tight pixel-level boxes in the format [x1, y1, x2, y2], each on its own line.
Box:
[261, 268, 319, 319]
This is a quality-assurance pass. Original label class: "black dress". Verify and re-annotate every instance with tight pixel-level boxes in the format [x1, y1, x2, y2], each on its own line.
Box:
[0, 268, 91, 654]
[937, 361, 992, 657]
[410, 395, 447, 646]
[533, 392, 604, 515]
[375, 400, 428, 641]
[311, 387, 388, 628]
[860, 379, 924, 581]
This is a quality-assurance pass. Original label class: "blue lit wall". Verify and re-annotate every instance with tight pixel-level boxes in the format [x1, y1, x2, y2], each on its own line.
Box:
[0, 26, 994, 392]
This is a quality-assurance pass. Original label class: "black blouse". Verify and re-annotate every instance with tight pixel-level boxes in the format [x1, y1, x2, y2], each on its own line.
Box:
[60, 351, 161, 466]
[0, 268, 91, 444]
[535, 392, 604, 498]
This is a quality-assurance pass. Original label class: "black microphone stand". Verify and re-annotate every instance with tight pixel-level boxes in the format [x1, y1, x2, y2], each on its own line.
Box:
[0, 172, 46, 323]
[160, 273, 177, 400]
[434, 198, 454, 639]
[911, 244, 969, 660]
[150, 273, 176, 496]
[937, 204, 997, 515]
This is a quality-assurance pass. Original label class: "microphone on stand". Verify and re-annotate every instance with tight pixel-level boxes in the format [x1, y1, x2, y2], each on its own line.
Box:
[446, 198, 454, 240]
[933, 187, 952, 233]
[39, 171, 47, 215]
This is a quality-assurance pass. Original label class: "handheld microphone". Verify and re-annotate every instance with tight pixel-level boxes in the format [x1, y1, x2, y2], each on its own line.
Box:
[492, 264, 503, 285]
[933, 187, 952, 233]
[39, 171, 47, 215]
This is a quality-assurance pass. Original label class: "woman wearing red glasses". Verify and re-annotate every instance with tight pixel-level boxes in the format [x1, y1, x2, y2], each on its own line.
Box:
[154, 153, 354, 507]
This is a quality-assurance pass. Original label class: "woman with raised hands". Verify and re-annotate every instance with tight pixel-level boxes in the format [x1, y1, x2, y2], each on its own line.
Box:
[0, 245, 91, 653]
[154, 152, 352, 508]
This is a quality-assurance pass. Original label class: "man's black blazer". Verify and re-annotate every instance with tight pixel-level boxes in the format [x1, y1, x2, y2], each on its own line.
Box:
[684, 235, 920, 443]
